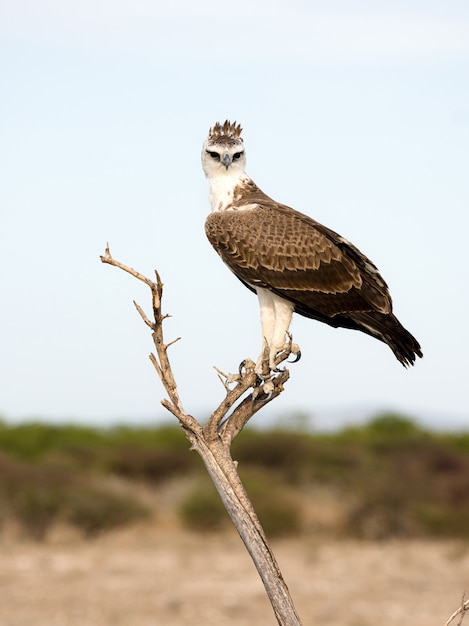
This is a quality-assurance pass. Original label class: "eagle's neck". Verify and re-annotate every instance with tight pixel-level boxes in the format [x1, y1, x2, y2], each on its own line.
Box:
[208, 171, 252, 212]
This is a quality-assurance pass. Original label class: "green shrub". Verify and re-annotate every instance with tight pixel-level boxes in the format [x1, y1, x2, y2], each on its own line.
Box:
[1, 416, 469, 540]
[179, 480, 228, 531]
[0, 422, 105, 461]
[179, 472, 301, 537]
[242, 472, 301, 537]
[106, 445, 193, 482]
[233, 429, 310, 469]
[416, 505, 469, 538]
[0, 453, 68, 539]
[0, 452, 150, 540]
[64, 483, 150, 538]
[232, 429, 314, 484]
[13, 484, 65, 540]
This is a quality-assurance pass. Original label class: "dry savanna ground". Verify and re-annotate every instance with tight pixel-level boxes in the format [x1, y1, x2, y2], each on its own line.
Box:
[1, 524, 468, 626]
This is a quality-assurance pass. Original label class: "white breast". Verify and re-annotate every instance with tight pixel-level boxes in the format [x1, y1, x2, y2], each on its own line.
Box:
[209, 173, 251, 212]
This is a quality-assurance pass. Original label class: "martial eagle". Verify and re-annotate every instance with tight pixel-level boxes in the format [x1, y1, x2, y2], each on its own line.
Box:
[202, 120, 422, 375]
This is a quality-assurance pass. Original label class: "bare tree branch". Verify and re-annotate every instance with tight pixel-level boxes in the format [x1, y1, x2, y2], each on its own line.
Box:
[100, 245, 302, 626]
[446, 595, 469, 626]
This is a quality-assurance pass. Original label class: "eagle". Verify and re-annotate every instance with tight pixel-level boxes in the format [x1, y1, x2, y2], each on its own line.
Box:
[202, 120, 422, 376]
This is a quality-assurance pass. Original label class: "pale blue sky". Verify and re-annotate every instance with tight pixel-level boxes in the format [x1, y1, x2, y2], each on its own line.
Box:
[1, 1, 468, 429]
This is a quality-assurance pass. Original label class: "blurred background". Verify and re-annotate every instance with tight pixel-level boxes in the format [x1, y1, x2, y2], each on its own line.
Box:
[1, 414, 468, 541]
[1, 1, 468, 430]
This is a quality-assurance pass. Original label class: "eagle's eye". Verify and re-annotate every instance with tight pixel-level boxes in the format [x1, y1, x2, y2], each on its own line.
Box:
[207, 151, 220, 161]
[233, 152, 243, 160]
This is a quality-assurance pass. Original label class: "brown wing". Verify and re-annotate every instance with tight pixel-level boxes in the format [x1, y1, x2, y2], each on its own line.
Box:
[205, 201, 391, 318]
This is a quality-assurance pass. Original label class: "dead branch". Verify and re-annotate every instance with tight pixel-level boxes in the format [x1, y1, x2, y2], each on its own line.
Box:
[445, 595, 469, 626]
[100, 245, 302, 626]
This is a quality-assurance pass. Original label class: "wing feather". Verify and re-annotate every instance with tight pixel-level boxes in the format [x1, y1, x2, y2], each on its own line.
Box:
[205, 195, 391, 317]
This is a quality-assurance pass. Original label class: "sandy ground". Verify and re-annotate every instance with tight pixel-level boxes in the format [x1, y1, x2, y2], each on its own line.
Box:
[1, 526, 468, 626]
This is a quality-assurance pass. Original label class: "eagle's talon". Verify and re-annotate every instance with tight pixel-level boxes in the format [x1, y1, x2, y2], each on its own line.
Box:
[252, 378, 274, 402]
[239, 358, 256, 377]
[291, 352, 301, 363]
[288, 347, 301, 363]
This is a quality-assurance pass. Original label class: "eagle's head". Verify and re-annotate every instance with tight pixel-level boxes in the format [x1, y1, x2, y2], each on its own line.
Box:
[201, 120, 246, 178]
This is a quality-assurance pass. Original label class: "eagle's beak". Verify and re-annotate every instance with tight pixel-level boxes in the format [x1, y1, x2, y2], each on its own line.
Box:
[222, 153, 231, 169]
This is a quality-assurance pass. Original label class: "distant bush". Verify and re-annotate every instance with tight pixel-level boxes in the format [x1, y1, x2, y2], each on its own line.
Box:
[0, 422, 105, 461]
[233, 429, 310, 469]
[179, 472, 301, 537]
[1, 415, 469, 540]
[232, 430, 312, 482]
[343, 435, 469, 539]
[64, 482, 150, 538]
[338, 413, 428, 448]
[0, 452, 67, 539]
[106, 446, 193, 482]
[233, 428, 363, 485]
[179, 479, 228, 531]
[0, 452, 149, 540]
[416, 505, 469, 538]
[241, 472, 301, 537]
[0, 420, 190, 463]
[357, 413, 423, 437]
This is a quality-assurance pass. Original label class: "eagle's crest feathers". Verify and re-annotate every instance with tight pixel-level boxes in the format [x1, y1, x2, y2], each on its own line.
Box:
[208, 120, 243, 141]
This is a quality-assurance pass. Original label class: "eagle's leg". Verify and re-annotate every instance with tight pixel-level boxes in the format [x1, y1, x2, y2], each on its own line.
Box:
[255, 338, 272, 378]
[255, 289, 295, 376]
